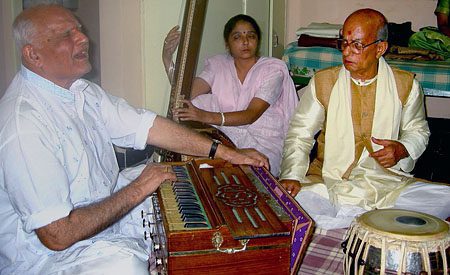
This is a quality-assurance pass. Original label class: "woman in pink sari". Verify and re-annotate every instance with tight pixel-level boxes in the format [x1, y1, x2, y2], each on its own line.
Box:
[163, 14, 298, 176]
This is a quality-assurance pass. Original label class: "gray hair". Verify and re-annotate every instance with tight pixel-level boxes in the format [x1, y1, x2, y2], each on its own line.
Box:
[13, 17, 36, 49]
[12, 10, 39, 50]
[377, 20, 389, 41]
[12, 4, 67, 50]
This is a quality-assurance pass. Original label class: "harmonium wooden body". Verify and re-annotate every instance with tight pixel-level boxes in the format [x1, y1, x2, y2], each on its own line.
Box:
[144, 158, 314, 274]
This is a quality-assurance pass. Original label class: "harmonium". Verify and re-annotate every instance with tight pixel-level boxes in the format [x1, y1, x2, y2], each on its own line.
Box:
[143, 158, 314, 274]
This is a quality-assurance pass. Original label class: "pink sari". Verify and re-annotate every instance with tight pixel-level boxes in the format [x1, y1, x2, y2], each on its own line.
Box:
[193, 54, 298, 176]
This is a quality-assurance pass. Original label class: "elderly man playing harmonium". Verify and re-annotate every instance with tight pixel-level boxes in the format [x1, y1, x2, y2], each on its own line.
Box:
[0, 4, 268, 274]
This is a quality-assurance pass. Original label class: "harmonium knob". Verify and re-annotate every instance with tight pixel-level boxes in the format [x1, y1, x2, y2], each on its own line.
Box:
[141, 210, 154, 219]
[153, 243, 161, 252]
[144, 230, 156, 240]
[142, 219, 154, 228]
[156, 258, 163, 266]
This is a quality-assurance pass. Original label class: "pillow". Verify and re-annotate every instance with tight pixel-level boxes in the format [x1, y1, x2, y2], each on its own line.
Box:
[296, 22, 342, 38]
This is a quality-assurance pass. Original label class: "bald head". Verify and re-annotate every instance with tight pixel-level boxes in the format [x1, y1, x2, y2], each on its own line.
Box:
[344, 9, 388, 42]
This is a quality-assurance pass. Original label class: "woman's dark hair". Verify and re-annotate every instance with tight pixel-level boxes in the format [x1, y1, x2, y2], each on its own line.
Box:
[223, 14, 261, 49]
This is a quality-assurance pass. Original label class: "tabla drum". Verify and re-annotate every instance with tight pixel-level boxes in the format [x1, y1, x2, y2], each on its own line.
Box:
[342, 209, 449, 275]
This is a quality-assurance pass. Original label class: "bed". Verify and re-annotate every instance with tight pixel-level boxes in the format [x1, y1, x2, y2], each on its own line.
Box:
[283, 42, 450, 98]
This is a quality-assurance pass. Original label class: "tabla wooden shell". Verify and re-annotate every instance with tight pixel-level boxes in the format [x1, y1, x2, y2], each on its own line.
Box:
[342, 209, 449, 275]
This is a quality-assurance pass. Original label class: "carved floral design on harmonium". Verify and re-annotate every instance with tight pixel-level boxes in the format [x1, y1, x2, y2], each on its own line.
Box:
[144, 159, 314, 274]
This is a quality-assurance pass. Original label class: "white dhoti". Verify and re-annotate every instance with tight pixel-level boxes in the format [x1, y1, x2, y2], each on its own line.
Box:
[297, 180, 450, 230]
[40, 239, 149, 275]
[35, 165, 152, 274]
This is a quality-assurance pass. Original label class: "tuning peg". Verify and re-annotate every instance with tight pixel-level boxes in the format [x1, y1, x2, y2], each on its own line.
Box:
[141, 210, 151, 218]
[143, 219, 156, 228]
[144, 229, 157, 240]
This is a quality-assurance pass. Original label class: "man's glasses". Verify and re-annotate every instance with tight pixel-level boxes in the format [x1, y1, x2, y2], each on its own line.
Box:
[336, 39, 382, 54]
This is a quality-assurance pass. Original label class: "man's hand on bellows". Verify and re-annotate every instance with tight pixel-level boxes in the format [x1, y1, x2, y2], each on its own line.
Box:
[133, 163, 177, 195]
[226, 148, 269, 170]
[280, 179, 301, 197]
[370, 137, 409, 168]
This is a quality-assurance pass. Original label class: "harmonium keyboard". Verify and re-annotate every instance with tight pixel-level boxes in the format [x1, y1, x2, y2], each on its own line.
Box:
[143, 158, 314, 274]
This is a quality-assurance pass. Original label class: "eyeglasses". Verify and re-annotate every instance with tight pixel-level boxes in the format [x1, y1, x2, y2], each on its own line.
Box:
[336, 39, 382, 54]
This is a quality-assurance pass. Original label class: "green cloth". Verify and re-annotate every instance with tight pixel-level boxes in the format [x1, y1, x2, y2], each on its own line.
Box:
[409, 26, 450, 60]
[435, 0, 449, 15]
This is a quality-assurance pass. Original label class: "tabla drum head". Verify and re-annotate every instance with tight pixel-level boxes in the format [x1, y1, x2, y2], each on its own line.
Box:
[357, 209, 449, 241]
[343, 209, 449, 275]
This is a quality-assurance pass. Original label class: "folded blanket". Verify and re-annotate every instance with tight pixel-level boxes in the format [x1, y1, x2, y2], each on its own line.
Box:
[298, 34, 338, 48]
[296, 22, 342, 38]
[385, 45, 445, 61]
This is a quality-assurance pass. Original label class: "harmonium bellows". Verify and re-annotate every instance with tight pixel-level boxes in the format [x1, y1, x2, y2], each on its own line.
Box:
[144, 158, 313, 274]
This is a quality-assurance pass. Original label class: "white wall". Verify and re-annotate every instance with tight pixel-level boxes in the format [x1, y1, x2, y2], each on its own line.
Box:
[75, 0, 100, 85]
[0, 0, 21, 98]
[285, 0, 438, 44]
[0, 3, 7, 97]
[99, 0, 143, 108]
[142, 0, 184, 116]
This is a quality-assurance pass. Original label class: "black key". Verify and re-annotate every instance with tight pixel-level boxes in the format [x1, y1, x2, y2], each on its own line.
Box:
[176, 194, 197, 200]
[183, 216, 207, 222]
[175, 190, 196, 196]
[182, 212, 206, 219]
[177, 198, 199, 204]
[184, 222, 208, 228]
[173, 166, 186, 171]
[178, 204, 201, 211]
[174, 187, 192, 192]
[180, 209, 202, 215]
[173, 188, 195, 194]
[173, 182, 191, 187]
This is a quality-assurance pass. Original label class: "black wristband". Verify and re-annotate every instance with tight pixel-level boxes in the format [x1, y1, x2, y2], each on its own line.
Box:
[208, 140, 220, 159]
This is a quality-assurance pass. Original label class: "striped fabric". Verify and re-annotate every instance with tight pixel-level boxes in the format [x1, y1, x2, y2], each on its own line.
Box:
[283, 42, 450, 97]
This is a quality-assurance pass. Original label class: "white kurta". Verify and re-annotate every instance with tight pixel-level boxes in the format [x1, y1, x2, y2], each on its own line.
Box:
[0, 66, 156, 274]
[280, 63, 450, 229]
